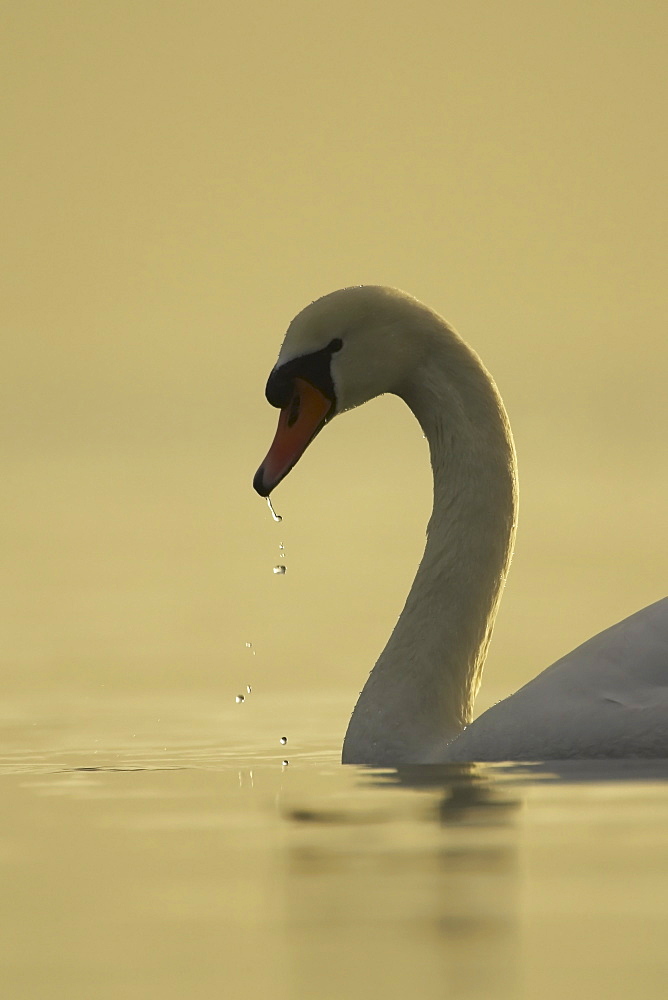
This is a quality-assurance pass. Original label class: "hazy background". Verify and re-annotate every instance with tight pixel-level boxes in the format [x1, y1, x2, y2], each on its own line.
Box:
[3, 1, 666, 725]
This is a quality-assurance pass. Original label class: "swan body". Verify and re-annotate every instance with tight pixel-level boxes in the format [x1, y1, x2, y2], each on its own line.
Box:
[254, 286, 668, 763]
[445, 597, 668, 760]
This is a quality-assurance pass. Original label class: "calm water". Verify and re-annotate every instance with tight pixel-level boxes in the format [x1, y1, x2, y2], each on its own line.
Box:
[2, 694, 668, 1000]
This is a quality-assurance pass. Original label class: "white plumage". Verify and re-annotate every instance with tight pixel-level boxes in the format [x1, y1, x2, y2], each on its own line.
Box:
[254, 286, 668, 764]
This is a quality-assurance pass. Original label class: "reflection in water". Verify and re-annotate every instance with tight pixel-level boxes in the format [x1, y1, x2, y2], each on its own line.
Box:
[283, 765, 523, 1000]
[2, 701, 668, 1000]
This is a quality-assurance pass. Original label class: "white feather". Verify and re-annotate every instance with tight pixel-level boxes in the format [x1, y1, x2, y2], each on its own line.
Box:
[264, 286, 668, 764]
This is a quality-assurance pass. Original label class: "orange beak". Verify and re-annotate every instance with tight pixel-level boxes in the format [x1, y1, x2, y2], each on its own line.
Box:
[253, 377, 333, 497]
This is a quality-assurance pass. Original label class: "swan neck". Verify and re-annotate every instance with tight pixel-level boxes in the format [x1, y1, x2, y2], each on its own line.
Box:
[342, 330, 517, 765]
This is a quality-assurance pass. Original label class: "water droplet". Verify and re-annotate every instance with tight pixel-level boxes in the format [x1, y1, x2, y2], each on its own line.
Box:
[245, 641, 252, 648]
[246, 684, 252, 694]
[280, 736, 287, 745]
[267, 497, 282, 522]
[282, 759, 289, 766]
[273, 565, 286, 575]
[235, 694, 245, 704]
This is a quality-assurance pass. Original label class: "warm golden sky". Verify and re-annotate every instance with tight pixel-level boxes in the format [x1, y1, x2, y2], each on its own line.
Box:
[3, 1, 666, 709]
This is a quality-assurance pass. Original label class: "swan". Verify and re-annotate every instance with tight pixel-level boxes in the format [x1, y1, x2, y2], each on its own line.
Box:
[253, 286, 668, 763]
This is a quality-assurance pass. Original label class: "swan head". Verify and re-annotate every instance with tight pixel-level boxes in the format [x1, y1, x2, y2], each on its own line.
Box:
[253, 286, 433, 496]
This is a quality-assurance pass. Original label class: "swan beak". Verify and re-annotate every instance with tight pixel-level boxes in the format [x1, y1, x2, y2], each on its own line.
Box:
[253, 377, 333, 497]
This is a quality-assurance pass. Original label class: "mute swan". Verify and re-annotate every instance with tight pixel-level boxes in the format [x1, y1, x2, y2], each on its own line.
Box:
[253, 286, 668, 764]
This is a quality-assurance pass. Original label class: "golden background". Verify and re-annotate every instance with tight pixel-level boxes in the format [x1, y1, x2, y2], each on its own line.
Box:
[4, 1, 666, 723]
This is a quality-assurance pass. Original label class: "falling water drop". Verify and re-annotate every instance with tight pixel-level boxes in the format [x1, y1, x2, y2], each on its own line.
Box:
[246, 685, 252, 694]
[282, 759, 289, 766]
[267, 497, 282, 522]
[280, 736, 287, 745]
[235, 694, 245, 704]
[273, 565, 286, 575]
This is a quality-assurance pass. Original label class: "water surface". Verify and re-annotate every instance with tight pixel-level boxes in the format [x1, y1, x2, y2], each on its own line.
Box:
[2, 695, 667, 1000]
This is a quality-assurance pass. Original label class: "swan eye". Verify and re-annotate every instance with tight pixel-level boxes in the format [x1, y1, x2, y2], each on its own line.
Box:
[266, 338, 341, 409]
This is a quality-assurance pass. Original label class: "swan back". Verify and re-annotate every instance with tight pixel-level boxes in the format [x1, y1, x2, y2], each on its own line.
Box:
[444, 598, 668, 760]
